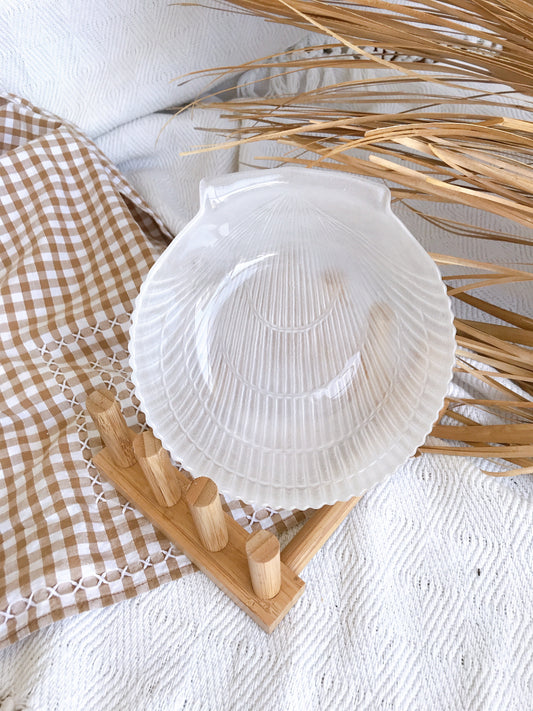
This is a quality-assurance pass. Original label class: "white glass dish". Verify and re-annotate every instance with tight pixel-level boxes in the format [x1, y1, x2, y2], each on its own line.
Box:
[130, 168, 455, 509]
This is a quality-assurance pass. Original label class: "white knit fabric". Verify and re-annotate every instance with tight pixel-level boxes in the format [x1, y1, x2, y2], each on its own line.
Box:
[0, 0, 304, 138]
[95, 109, 241, 235]
[1, 11, 533, 711]
[0, 456, 531, 710]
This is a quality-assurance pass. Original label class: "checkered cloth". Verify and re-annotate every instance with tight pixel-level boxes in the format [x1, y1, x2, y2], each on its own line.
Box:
[0, 94, 306, 648]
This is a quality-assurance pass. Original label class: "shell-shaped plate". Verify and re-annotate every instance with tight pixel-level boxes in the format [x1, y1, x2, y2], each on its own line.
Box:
[130, 168, 455, 509]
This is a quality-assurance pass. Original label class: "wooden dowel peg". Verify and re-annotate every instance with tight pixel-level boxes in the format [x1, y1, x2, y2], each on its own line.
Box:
[86, 388, 136, 468]
[185, 477, 228, 552]
[246, 530, 281, 600]
[132, 431, 181, 507]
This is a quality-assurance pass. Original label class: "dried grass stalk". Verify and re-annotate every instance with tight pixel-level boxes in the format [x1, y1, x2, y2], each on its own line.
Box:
[180, 0, 533, 476]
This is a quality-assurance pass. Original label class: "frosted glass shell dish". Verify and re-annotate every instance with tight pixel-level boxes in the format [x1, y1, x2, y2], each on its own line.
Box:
[130, 168, 455, 509]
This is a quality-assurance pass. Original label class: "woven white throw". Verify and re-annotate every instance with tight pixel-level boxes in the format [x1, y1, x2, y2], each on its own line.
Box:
[0, 9, 533, 711]
[0, 456, 531, 710]
[0, 0, 303, 138]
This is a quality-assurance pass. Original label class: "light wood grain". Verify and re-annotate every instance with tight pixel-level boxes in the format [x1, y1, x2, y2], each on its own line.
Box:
[86, 389, 136, 467]
[431, 423, 533, 444]
[246, 530, 281, 600]
[281, 497, 361, 576]
[132, 431, 182, 507]
[185, 476, 228, 552]
[93, 446, 304, 633]
[460, 320, 533, 347]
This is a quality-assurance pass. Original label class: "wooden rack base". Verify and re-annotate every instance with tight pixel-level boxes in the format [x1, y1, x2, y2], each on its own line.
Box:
[87, 388, 361, 633]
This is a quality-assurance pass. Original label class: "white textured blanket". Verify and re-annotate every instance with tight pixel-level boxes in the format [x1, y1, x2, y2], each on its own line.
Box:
[0, 455, 531, 710]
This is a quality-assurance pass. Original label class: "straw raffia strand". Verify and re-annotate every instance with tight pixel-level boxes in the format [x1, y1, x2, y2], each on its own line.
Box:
[178, 0, 533, 476]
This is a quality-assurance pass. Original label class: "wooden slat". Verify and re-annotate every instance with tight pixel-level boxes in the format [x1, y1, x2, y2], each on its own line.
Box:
[460, 320, 533, 347]
[281, 497, 361, 576]
[420, 444, 533, 457]
[431, 423, 533, 444]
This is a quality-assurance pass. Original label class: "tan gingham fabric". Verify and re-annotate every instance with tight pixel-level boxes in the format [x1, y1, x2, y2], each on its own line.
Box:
[0, 94, 306, 648]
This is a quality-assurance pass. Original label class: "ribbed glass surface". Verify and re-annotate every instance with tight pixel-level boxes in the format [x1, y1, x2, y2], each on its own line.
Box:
[130, 168, 455, 508]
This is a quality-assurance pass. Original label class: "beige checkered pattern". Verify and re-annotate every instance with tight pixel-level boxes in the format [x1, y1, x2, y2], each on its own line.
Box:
[0, 94, 307, 648]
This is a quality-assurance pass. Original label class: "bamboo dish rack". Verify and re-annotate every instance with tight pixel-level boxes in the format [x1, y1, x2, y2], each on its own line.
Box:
[87, 387, 360, 632]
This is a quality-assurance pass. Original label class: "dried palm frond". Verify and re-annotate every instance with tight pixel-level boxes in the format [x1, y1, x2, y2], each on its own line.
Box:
[178, 0, 533, 476]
